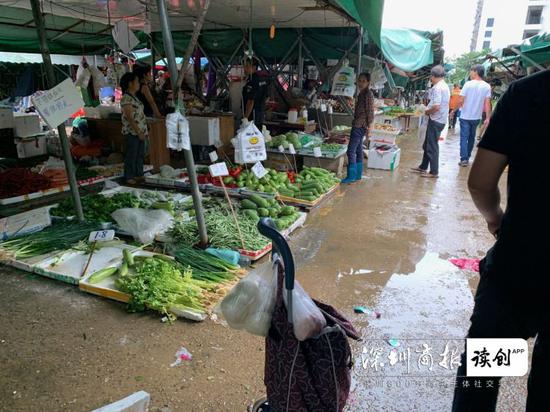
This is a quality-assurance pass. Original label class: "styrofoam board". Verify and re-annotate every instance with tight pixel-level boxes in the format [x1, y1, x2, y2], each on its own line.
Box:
[32, 244, 135, 285]
[281, 212, 307, 237]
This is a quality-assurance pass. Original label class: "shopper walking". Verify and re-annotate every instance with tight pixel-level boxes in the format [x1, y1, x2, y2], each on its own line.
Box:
[120, 72, 148, 185]
[411, 65, 449, 179]
[449, 83, 461, 130]
[452, 69, 550, 412]
[341, 72, 374, 183]
[457, 65, 491, 166]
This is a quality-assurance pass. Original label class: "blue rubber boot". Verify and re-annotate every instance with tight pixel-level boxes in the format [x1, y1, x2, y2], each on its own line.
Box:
[341, 164, 356, 184]
[355, 162, 363, 181]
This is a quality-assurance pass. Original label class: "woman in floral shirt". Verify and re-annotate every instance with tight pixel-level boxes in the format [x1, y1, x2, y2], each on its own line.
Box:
[120, 72, 148, 184]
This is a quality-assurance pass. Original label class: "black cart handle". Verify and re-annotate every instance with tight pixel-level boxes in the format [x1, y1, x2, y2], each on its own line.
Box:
[257, 218, 295, 291]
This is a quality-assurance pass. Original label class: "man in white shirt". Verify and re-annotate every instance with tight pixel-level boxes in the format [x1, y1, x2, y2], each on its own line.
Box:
[455, 65, 492, 166]
[411, 65, 450, 178]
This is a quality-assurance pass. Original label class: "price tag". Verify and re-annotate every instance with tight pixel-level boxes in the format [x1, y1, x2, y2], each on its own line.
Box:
[288, 143, 296, 154]
[313, 147, 323, 158]
[208, 162, 229, 177]
[278, 145, 285, 153]
[88, 230, 115, 242]
[209, 151, 218, 162]
[320, 103, 327, 112]
[252, 162, 268, 179]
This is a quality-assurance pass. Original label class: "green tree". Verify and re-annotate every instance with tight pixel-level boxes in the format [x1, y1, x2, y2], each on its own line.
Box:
[446, 50, 490, 85]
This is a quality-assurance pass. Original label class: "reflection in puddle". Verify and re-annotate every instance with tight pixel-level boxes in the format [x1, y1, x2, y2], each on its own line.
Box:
[349, 252, 474, 411]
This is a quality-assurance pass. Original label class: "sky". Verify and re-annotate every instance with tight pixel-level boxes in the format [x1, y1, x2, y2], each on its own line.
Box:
[382, 0, 479, 59]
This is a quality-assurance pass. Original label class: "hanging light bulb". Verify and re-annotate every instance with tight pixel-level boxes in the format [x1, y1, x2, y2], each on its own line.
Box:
[270, 24, 276, 39]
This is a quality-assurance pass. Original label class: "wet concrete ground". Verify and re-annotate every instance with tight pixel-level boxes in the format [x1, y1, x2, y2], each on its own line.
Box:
[0, 130, 527, 411]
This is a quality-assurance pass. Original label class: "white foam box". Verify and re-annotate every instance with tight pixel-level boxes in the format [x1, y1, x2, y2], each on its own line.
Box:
[367, 146, 401, 171]
[188, 116, 220, 146]
[0, 206, 52, 240]
[0, 107, 14, 128]
[15, 133, 47, 158]
[13, 113, 41, 137]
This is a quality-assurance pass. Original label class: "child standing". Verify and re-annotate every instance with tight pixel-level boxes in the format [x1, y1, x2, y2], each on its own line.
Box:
[120, 72, 148, 184]
[342, 72, 374, 183]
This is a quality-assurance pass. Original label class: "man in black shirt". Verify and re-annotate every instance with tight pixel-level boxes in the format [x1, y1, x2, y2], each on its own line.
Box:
[452, 70, 550, 411]
[242, 59, 268, 129]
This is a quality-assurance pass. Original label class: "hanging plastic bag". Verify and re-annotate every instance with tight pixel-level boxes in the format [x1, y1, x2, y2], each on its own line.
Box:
[166, 112, 190, 151]
[330, 61, 356, 97]
[283, 280, 327, 341]
[111, 208, 173, 244]
[219, 259, 278, 336]
[233, 121, 267, 164]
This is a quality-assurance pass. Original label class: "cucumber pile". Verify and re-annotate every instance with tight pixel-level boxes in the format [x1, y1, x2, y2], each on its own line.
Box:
[236, 169, 290, 193]
[277, 167, 340, 202]
[240, 194, 301, 231]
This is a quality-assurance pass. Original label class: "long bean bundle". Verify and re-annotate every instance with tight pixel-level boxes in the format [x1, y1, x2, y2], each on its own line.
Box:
[0, 222, 98, 260]
[169, 205, 270, 251]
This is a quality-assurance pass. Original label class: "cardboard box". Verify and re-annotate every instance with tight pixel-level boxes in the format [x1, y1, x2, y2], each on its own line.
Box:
[0, 107, 14, 128]
[13, 113, 41, 137]
[367, 146, 401, 171]
[15, 134, 47, 158]
[188, 116, 220, 146]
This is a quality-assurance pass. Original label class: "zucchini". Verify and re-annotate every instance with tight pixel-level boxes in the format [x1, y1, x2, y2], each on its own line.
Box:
[258, 208, 270, 217]
[241, 199, 258, 210]
[269, 208, 279, 218]
[153, 254, 174, 262]
[243, 209, 259, 220]
[280, 206, 295, 216]
[88, 267, 118, 284]
[297, 195, 317, 201]
[118, 262, 128, 277]
[249, 194, 269, 208]
[123, 249, 134, 267]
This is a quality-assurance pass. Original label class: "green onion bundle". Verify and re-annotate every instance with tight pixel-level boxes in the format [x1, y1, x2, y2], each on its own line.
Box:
[0, 221, 98, 260]
[170, 245, 243, 283]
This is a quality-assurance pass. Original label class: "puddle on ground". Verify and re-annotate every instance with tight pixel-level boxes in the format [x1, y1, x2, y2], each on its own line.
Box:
[348, 252, 474, 412]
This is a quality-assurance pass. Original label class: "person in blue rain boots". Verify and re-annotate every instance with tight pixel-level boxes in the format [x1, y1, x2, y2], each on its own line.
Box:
[342, 72, 374, 184]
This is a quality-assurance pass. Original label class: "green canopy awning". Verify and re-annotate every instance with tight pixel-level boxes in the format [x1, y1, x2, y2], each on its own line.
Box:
[334, 0, 385, 46]
[380, 28, 434, 72]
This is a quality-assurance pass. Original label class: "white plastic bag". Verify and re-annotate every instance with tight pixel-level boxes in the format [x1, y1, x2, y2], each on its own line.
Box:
[330, 62, 356, 97]
[283, 280, 327, 341]
[233, 121, 267, 164]
[111, 208, 173, 244]
[166, 112, 190, 151]
[220, 259, 278, 336]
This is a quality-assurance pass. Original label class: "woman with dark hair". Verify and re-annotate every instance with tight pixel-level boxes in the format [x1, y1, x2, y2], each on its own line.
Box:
[342, 72, 374, 183]
[133, 64, 163, 118]
[120, 72, 148, 184]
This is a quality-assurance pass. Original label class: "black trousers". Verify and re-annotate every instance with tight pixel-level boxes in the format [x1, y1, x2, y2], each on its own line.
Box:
[419, 119, 445, 175]
[452, 258, 550, 411]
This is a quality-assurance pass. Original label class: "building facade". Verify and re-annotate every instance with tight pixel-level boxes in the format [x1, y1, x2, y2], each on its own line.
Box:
[471, 0, 548, 51]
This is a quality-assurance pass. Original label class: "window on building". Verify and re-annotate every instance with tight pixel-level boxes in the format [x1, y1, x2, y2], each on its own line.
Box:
[486, 18, 495, 27]
[523, 30, 539, 39]
[482, 41, 491, 50]
[525, 6, 543, 25]
[485, 30, 492, 38]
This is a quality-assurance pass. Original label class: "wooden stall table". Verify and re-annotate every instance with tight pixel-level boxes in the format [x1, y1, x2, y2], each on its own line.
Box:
[86, 117, 170, 170]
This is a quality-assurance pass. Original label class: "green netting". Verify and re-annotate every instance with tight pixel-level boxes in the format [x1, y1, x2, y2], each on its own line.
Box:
[380, 28, 433, 72]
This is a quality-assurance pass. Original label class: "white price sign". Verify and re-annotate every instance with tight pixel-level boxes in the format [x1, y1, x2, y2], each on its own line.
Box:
[88, 230, 115, 242]
[209, 151, 219, 162]
[313, 147, 323, 158]
[32, 78, 84, 128]
[278, 145, 285, 153]
[320, 103, 327, 112]
[288, 143, 296, 154]
[252, 162, 268, 179]
[208, 162, 229, 177]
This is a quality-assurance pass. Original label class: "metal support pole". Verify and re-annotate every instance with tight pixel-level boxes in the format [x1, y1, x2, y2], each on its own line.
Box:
[30, 0, 84, 221]
[297, 32, 304, 89]
[357, 27, 364, 75]
[156, 0, 208, 246]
